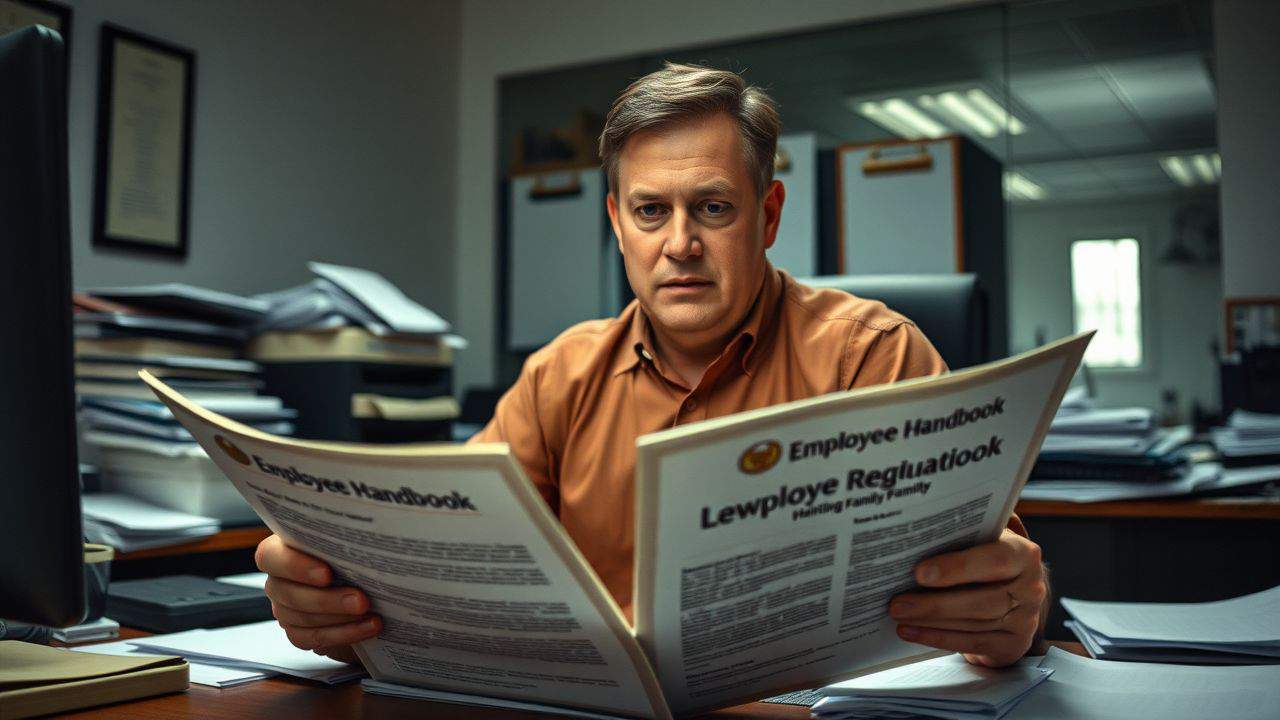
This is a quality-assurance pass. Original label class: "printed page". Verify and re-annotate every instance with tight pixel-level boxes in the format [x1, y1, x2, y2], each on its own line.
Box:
[634, 334, 1088, 715]
[141, 373, 670, 720]
[1061, 585, 1280, 645]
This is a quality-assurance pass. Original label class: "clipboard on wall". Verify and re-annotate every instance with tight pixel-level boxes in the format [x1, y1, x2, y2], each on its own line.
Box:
[505, 167, 613, 351]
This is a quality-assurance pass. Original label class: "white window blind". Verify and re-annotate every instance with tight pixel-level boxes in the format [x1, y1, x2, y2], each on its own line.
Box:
[1071, 238, 1142, 368]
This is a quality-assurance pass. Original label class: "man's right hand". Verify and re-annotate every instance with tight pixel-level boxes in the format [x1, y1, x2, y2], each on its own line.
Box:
[255, 534, 381, 665]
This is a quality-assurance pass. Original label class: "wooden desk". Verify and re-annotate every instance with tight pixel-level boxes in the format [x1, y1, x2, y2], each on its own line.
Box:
[59, 629, 1085, 719]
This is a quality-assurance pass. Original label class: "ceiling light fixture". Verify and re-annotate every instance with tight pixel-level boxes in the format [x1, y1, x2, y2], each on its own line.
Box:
[920, 92, 998, 138]
[1004, 171, 1046, 201]
[853, 100, 928, 139]
[965, 89, 1026, 135]
[880, 98, 948, 138]
[1160, 156, 1195, 187]
[1191, 154, 1216, 184]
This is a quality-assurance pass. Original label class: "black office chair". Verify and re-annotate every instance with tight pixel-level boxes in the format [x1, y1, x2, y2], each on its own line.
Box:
[799, 274, 988, 370]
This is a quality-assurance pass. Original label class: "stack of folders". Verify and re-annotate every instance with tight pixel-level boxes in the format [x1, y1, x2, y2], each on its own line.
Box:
[75, 620, 364, 687]
[80, 493, 220, 553]
[1063, 584, 1280, 664]
[810, 654, 1053, 720]
[74, 284, 298, 522]
[249, 261, 462, 360]
[80, 395, 296, 522]
[1020, 388, 1234, 502]
[1210, 410, 1280, 489]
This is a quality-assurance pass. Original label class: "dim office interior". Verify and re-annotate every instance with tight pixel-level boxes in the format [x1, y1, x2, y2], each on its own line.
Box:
[3, 0, 1279, 718]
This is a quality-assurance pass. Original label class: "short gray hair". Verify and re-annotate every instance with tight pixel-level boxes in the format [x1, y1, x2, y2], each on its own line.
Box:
[599, 62, 781, 197]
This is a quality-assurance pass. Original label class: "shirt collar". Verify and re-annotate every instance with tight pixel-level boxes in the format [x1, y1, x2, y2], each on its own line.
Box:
[610, 263, 785, 378]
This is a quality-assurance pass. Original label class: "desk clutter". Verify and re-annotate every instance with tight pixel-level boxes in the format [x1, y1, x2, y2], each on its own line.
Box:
[1063, 584, 1280, 664]
[73, 620, 365, 687]
[1019, 388, 1280, 502]
[809, 642, 1280, 720]
[0, 640, 188, 720]
[72, 263, 462, 554]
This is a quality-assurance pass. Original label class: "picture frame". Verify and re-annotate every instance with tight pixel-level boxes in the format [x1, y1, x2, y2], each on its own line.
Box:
[92, 23, 195, 259]
[0, 0, 71, 56]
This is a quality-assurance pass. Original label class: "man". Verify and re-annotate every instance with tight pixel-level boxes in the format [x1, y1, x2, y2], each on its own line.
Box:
[256, 63, 1048, 670]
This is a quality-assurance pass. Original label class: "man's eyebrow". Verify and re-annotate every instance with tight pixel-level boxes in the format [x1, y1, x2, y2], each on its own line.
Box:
[691, 180, 737, 198]
[626, 189, 666, 205]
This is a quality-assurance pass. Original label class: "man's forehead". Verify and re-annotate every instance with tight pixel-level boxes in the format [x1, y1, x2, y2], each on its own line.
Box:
[616, 114, 751, 195]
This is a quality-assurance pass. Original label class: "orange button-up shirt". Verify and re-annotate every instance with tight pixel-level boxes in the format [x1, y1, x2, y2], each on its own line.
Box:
[471, 266, 947, 618]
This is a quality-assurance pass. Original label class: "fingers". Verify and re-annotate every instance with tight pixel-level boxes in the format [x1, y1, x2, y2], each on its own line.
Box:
[914, 530, 1041, 588]
[891, 585, 1011, 624]
[896, 625, 1030, 667]
[255, 534, 333, 587]
[272, 602, 369, 629]
[283, 615, 382, 652]
[265, 576, 369, 615]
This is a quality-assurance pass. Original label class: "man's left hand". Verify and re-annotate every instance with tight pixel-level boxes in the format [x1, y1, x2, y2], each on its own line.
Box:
[889, 527, 1048, 667]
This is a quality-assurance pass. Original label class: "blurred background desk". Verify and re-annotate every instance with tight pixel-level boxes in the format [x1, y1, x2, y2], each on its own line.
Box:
[1016, 497, 1280, 639]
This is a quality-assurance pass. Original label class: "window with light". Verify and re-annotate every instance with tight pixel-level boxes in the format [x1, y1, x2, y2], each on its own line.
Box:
[1070, 238, 1142, 368]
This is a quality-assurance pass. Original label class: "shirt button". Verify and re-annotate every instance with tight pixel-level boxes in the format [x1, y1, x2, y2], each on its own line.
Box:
[685, 398, 698, 411]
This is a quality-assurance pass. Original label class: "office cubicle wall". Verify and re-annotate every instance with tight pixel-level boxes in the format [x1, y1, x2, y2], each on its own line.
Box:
[837, 136, 1008, 358]
[504, 168, 613, 351]
[766, 133, 819, 277]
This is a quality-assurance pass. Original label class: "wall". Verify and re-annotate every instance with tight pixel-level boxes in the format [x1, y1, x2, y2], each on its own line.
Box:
[453, 0, 983, 393]
[1008, 197, 1222, 414]
[62, 0, 460, 318]
[1214, 0, 1280, 299]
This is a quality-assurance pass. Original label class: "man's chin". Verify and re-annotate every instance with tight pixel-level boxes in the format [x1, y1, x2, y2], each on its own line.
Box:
[647, 307, 723, 336]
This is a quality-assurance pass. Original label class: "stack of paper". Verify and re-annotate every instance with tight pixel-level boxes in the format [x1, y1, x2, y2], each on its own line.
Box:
[1062, 584, 1280, 664]
[254, 262, 451, 337]
[811, 654, 1052, 720]
[51, 617, 120, 644]
[74, 639, 271, 688]
[80, 396, 294, 522]
[1017, 388, 1223, 502]
[126, 620, 364, 684]
[1210, 410, 1280, 489]
[1008, 647, 1280, 719]
[80, 493, 220, 553]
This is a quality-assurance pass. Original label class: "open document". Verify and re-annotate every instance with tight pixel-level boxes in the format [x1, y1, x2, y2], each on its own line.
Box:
[139, 331, 1089, 719]
[633, 332, 1087, 714]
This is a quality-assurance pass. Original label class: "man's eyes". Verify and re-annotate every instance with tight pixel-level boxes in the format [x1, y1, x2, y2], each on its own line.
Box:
[701, 200, 731, 216]
[637, 203, 667, 219]
[632, 200, 733, 223]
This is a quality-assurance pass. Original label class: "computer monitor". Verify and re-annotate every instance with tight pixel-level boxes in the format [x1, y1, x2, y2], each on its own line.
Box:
[800, 274, 989, 369]
[0, 25, 84, 628]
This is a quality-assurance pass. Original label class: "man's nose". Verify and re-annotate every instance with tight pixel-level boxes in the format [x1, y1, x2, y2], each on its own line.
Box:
[663, 210, 701, 261]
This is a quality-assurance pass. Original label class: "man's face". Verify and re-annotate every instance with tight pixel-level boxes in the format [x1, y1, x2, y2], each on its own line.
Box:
[606, 113, 784, 347]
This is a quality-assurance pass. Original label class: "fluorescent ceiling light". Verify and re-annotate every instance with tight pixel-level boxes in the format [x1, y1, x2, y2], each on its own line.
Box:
[881, 98, 948, 138]
[1191, 154, 1216, 184]
[1211, 153, 1222, 176]
[1004, 171, 1046, 201]
[966, 89, 1026, 135]
[919, 92, 998, 138]
[1160, 156, 1195, 187]
[854, 100, 928, 139]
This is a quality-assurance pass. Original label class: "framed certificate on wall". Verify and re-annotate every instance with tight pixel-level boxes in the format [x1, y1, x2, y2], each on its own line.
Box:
[92, 24, 195, 258]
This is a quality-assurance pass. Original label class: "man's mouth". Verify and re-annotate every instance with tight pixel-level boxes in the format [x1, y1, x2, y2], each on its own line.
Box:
[660, 277, 713, 289]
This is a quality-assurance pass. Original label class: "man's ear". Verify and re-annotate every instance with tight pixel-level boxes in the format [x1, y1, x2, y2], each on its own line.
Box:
[606, 191, 625, 254]
[761, 180, 786, 250]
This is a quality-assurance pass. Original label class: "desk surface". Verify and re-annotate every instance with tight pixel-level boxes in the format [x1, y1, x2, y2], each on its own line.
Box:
[59, 629, 1084, 719]
[113, 497, 1280, 561]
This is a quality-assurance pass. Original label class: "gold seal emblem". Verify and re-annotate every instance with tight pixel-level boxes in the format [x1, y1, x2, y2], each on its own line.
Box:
[215, 435, 252, 466]
[738, 440, 782, 475]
